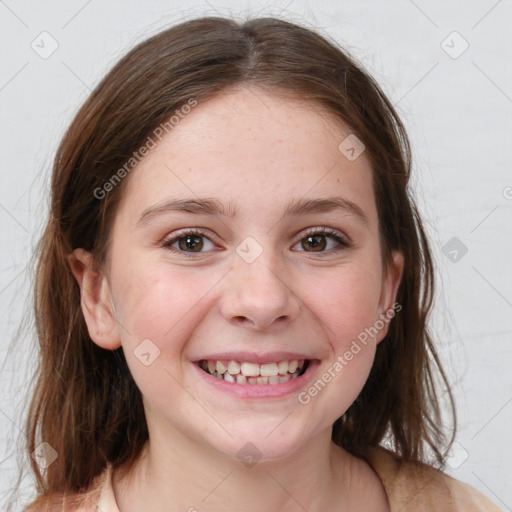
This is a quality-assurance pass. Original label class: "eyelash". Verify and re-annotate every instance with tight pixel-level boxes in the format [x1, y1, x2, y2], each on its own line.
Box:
[161, 227, 351, 257]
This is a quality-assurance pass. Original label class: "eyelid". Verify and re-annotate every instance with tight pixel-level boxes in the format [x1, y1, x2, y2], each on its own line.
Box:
[163, 227, 215, 241]
[297, 226, 351, 245]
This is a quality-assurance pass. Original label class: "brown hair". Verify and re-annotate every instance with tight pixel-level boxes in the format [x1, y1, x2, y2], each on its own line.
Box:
[16, 14, 455, 511]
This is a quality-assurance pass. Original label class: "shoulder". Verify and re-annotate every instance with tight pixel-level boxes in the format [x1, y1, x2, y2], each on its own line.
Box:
[362, 446, 503, 512]
[24, 464, 113, 512]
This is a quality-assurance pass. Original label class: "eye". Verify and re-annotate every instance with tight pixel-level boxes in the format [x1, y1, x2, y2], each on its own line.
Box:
[292, 227, 350, 253]
[162, 229, 215, 256]
[161, 227, 351, 257]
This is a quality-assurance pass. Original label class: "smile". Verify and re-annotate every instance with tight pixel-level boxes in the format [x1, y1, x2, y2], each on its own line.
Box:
[198, 359, 309, 385]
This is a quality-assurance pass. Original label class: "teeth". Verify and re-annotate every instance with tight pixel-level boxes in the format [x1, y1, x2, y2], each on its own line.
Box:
[241, 362, 260, 377]
[216, 361, 227, 374]
[260, 362, 278, 377]
[277, 361, 289, 375]
[223, 372, 235, 383]
[228, 360, 241, 375]
[219, 370, 300, 385]
[200, 358, 308, 385]
[268, 375, 280, 385]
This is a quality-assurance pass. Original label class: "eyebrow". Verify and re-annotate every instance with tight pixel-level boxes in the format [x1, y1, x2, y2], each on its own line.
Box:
[137, 196, 369, 227]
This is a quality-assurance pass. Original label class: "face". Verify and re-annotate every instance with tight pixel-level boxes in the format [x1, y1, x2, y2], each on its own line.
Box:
[72, 85, 403, 462]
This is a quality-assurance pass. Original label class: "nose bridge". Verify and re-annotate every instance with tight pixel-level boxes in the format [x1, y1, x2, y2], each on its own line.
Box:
[239, 254, 284, 296]
[221, 237, 300, 329]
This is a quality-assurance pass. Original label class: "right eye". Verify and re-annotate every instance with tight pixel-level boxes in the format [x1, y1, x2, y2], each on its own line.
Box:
[162, 229, 216, 256]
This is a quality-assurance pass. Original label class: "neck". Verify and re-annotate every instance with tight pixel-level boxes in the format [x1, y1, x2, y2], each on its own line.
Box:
[112, 426, 373, 511]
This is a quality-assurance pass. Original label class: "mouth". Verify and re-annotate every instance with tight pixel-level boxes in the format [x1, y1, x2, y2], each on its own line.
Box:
[197, 359, 310, 385]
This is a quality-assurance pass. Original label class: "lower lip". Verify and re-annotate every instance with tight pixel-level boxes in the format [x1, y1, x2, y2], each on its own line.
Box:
[193, 360, 320, 399]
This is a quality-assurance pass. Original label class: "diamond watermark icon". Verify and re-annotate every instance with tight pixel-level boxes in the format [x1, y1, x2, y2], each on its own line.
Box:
[236, 442, 262, 468]
[442, 237, 468, 263]
[31, 441, 58, 469]
[445, 441, 470, 470]
[236, 236, 263, 264]
[134, 338, 161, 366]
[31, 31, 59, 59]
[441, 31, 469, 59]
[338, 134, 365, 161]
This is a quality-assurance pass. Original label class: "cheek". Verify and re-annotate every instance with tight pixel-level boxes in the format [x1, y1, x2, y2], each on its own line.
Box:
[313, 262, 382, 345]
[111, 260, 216, 350]
[110, 264, 211, 404]
[301, 262, 384, 417]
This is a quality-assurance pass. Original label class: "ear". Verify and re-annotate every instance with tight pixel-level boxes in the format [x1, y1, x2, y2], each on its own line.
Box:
[375, 250, 404, 344]
[68, 248, 121, 350]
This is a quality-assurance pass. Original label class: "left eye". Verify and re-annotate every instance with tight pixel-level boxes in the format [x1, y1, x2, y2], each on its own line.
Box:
[293, 229, 350, 252]
[161, 228, 350, 256]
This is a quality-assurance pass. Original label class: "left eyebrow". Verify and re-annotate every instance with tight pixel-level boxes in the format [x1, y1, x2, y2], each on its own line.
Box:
[281, 196, 369, 226]
[136, 196, 369, 227]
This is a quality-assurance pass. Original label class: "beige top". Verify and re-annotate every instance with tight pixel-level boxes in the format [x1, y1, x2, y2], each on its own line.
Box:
[363, 447, 503, 511]
[28, 447, 503, 511]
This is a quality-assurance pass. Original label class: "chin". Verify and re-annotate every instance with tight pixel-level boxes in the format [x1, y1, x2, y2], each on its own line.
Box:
[206, 423, 310, 465]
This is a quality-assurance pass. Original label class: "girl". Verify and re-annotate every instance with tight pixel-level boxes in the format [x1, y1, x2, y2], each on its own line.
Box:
[20, 15, 501, 511]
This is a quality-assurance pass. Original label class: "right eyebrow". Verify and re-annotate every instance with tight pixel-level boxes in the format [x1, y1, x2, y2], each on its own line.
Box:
[137, 197, 239, 226]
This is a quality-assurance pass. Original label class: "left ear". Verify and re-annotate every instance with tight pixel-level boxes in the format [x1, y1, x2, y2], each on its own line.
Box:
[375, 250, 404, 344]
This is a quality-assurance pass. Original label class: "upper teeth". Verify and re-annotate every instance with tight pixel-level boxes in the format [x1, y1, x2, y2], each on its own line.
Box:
[201, 359, 305, 377]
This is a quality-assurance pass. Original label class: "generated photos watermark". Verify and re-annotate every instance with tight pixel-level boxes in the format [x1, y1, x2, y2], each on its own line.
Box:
[297, 301, 402, 405]
[93, 97, 198, 200]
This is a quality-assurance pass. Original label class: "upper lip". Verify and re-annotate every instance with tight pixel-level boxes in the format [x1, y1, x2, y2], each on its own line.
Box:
[193, 351, 314, 364]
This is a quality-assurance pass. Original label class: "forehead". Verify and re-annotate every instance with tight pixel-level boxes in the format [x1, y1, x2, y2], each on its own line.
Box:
[115, 86, 377, 227]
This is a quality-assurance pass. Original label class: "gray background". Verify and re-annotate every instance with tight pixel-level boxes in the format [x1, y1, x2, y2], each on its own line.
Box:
[1, 0, 511, 509]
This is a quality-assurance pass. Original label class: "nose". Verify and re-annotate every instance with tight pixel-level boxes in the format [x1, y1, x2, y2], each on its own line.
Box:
[220, 251, 301, 331]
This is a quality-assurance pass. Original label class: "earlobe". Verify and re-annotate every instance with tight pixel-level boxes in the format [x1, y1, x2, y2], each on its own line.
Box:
[68, 248, 121, 350]
[375, 250, 404, 344]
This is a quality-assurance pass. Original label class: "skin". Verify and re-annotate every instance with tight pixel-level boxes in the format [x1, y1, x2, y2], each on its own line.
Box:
[70, 85, 403, 511]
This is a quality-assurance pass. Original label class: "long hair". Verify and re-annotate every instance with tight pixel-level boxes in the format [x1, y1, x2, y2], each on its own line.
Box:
[18, 15, 455, 510]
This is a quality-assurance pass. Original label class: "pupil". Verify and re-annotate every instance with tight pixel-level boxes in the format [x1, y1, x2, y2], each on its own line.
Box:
[180, 235, 202, 252]
[305, 235, 325, 251]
